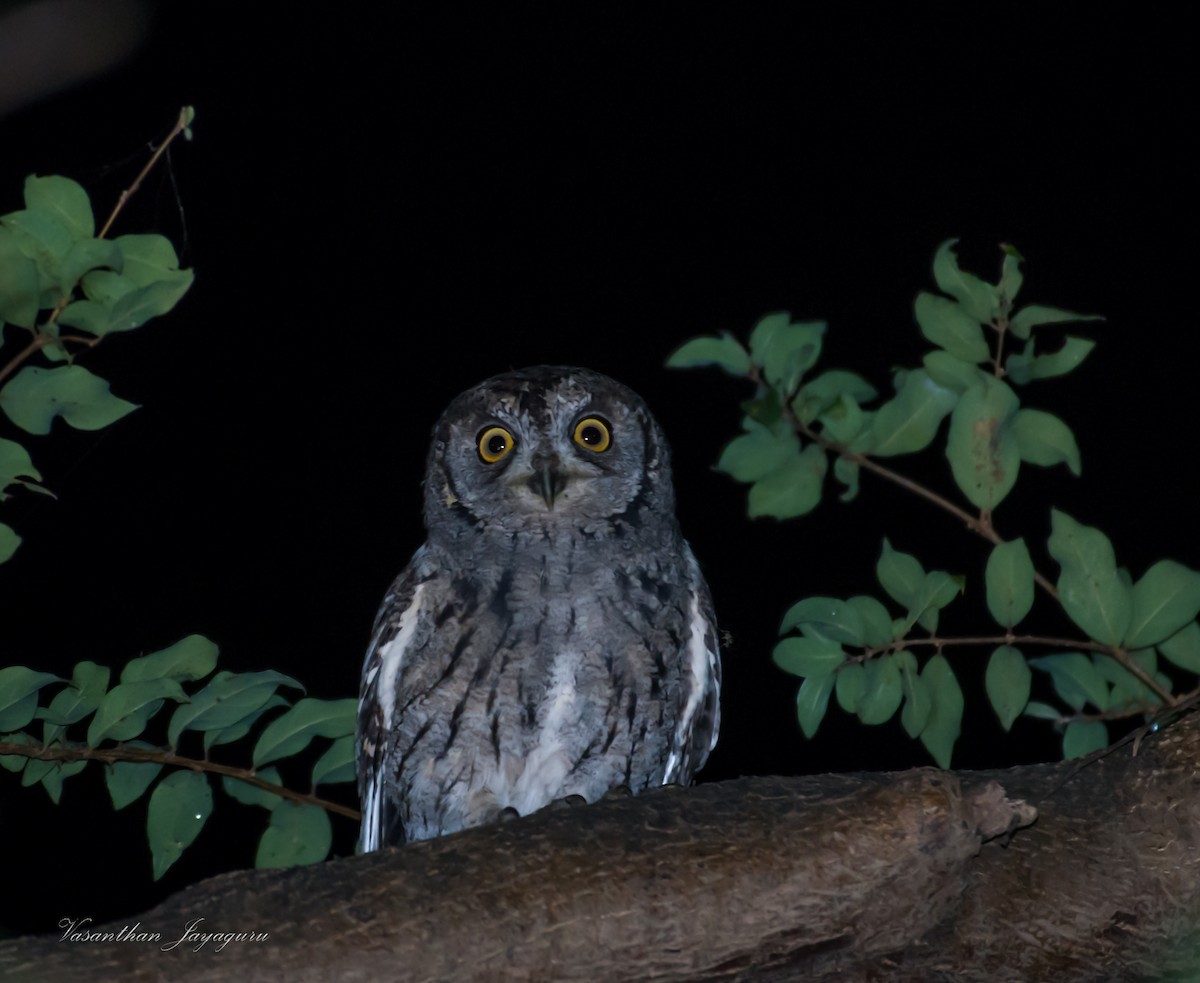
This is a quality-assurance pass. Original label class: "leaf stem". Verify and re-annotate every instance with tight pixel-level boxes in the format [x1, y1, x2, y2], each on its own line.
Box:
[865, 632, 1135, 658]
[0, 739, 361, 821]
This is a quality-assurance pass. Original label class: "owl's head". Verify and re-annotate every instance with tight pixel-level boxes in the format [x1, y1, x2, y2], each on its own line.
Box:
[423, 366, 676, 539]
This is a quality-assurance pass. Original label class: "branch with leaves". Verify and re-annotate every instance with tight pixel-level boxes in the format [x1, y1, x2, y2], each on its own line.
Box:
[668, 241, 1200, 765]
[0, 107, 196, 562]
[0, 637, 358, 880]
[1, 110, 360, 884]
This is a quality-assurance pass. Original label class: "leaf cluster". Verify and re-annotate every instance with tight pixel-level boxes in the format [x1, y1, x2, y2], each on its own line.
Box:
[670, 242, 1200, 765]
[0, 637, 356, 880]
[0, 172, 194, 562]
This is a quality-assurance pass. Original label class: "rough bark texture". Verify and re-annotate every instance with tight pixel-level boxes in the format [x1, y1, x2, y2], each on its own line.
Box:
[4, 712, 1200, 982]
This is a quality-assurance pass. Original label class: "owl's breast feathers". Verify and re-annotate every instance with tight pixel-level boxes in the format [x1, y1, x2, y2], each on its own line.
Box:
[357, 533, 719, 847]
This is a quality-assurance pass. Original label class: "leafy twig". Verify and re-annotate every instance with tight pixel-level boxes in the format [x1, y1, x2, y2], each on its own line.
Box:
[0, 106, 191, 389]
[751, 366, 1178, 708]
[0, 738, 361, 822]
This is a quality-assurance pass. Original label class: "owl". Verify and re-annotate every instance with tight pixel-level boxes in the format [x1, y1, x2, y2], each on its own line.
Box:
[356, 366, 721, 849]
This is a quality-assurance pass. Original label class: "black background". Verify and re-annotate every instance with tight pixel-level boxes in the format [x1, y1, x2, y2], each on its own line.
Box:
[1, 4, 1196, 933]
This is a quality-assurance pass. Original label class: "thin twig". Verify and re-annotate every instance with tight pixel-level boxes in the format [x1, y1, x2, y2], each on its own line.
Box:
[0, 739, 361, 822]
[96, 106, 192, 240]
[865, 633, 1141, 658]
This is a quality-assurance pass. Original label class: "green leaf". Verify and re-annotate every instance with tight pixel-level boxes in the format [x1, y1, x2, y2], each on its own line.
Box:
[747, 443, 826, 519]
[168, 669, 303, 749]
[0, 667, 63, 732]
[758, 319, 826, 394]
[105, 741, 163, 809]
[1125, 560, 1200, 649]
[252, 698, 357, 768]
[857, 655, 903, 725]
[113, 234, 184, 286]
[905, 570, 963, 634]
[38, 758, 87, 804]
[795, 672, 836, 739]
[0, 226, 41, 328]
[914, 292, 990, 362]
[1023, 701, 1062, 721]
[23, 175, 94, 239]
[922, 351, 987, 394]
[868, 369, 957, 457]
[0, 437, 43, 501]
[986, 646, 1031, 731]
[0, 731, 33, 772]
[997, 245, 1024, 309]
[1011, 409, 1081, 476]
[846, 595, 894, 647]
[1063, 720, 1108, 760]
[1159, 621, 1200, 674]
[1048, 510, 1132, 645]
[203, 694, 291, 753]
[919, 655, 963, 768]
[1094, 651, 1165, 710]
[876, 539, 925, 610]
[794, 370, 877, 421]
[147, 770, 213, 880]
[87, 678, 189, 746]
[1009, 305, 1102, 340]
[38, 660, 110, 744]
[1030, 653, 1109, 712]
[899, 658, 932, 738]
[945, 377, 1020, 510]
[60, 238, 122, 291]
[221, 767, 284, 810]
[779, 597, 864, 644]
[1, 208, 72, 281]
[256, 802, 332, 869]
[666, 333, 751, 376]
[0, 365, 138, 435]
[1028, 337, 1097, 381]
[312, 734, 356, 786]
[106, 275, 195, 333]
[835, 663, 866, 713]
[818, 395, 866, 447]
[0, 522, 20, 564]
[716, 427, 800, 483]
[122, 635, 219, 684]
[932, 240, 997, 322]
[985, 539, 1035, 629]
[833, 454, 859, 502]
[773, 636, 845, 678]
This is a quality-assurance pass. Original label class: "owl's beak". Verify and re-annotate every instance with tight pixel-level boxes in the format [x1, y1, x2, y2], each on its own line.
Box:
[531, 463, 567, 509]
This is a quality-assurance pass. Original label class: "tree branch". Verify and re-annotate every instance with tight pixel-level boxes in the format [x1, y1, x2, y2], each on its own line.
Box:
[0, 739, 360, 821]
[5, 710, 1200, 981]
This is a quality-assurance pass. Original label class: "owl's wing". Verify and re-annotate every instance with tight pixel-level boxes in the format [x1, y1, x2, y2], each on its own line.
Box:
[357, 548, 430, 851]
[663, 544, 722, 784]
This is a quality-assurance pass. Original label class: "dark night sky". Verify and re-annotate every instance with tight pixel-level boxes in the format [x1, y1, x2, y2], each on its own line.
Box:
[1, 4, 1196, 932]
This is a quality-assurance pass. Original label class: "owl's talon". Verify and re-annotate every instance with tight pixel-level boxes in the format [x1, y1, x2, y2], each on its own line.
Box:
[497, 806, 521, 823]
[546, 793, 589, 811]
[603, 785, 633, 800]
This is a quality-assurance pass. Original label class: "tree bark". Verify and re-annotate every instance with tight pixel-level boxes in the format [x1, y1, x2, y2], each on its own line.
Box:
[4, 712, 1200, 982]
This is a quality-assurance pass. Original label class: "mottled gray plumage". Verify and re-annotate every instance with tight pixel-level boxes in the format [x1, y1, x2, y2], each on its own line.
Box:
[357, 366, 720, 849]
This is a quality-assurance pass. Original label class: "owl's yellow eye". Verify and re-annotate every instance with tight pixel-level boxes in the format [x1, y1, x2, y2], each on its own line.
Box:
[477, 426, 516, 463]
[572, 417, 611, 453]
